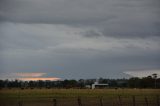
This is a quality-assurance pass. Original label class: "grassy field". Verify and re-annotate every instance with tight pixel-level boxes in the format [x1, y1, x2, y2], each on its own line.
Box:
[0, 88, 160, 106]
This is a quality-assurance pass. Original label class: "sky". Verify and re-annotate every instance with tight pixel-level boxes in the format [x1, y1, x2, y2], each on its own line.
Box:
[0, 0, 160, 79]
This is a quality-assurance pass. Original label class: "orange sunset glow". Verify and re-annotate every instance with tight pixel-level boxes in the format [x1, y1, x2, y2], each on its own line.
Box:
[18, 77, 61, 81]
[13, 72, 46, 77]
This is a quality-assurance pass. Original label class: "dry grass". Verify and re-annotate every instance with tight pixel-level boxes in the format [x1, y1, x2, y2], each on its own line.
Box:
[0, 88, 159, 106]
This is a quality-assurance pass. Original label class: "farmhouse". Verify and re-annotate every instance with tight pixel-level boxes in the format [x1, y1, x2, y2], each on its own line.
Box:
[91, 79, 108, 89]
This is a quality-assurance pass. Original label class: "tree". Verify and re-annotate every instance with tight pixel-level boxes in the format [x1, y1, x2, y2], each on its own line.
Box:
[128, 77, 141, 88]
[152, 73, 157, 88]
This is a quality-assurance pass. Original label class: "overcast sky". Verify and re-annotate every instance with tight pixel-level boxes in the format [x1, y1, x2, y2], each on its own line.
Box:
[0, 0, 160, 79]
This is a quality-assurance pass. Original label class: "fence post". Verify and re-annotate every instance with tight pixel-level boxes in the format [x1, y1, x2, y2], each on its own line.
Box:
[144, 97, 148, 106]
[157, 95, 160, 106]
[118, 95, 122, 106]
[77, 96, 82, 106]
[18, 100, 22, 106]
[100, 96, 103, 106]
[132, 95, 136, 106]
[53, 98, 57, 106]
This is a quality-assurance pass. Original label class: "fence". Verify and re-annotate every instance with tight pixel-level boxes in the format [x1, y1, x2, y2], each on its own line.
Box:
[0, 95, 159, 106]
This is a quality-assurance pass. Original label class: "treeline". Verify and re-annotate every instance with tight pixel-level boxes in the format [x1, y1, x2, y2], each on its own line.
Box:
[0, 76, 160, 89]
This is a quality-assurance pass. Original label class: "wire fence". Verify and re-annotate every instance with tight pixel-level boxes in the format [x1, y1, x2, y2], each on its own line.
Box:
[0, 95, 159, 106]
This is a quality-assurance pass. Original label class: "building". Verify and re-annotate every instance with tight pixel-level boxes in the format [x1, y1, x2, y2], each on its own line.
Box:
[91, 79, 108, 89]
[85, 85, 91, 89]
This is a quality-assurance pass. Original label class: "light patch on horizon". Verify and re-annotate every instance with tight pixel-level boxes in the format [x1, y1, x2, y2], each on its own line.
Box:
[0, 72, 61, 81]
[124, 70, 160, 78]
[12, 72, 46, 77]
[0, 72, 46, 78]
[18, 77, 61, 81]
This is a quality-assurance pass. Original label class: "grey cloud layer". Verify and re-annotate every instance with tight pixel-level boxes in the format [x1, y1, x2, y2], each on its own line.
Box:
[0, 0, 160, 38]
[0, 0, 160, 78]
[0, 23, 160, 78]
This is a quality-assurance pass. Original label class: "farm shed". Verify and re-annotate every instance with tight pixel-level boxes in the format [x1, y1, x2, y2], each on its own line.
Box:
[92, 79, 108, 89]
